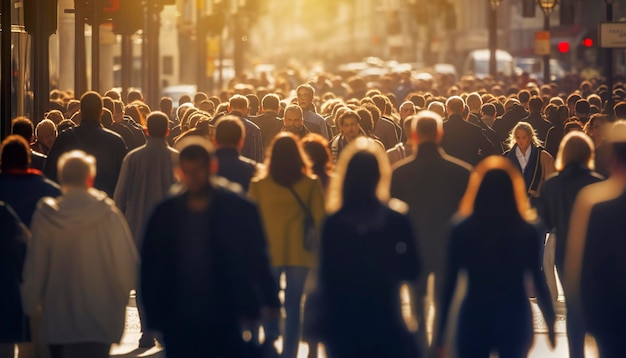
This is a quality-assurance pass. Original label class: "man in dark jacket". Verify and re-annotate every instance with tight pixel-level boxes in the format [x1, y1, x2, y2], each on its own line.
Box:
[44, 91, 128, 197]
[141, 143, 279, 358]
[251, 94, 284, 150]
[391, 111, 472, 356]
[228, 95, 264, 163]
[522, 96, 553, 143]
[440, 96, 495, 166]
[492, 99, 528, 148]
[215, 116, 260, 192]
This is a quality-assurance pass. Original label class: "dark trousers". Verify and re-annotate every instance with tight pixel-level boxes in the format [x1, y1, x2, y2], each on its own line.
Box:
[49, 343, 110, 358]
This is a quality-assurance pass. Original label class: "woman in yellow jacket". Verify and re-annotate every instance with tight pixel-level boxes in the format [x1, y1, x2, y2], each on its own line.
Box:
[249, 132, 325, 358]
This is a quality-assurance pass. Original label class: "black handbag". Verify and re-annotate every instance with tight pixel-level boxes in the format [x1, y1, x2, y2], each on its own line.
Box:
[288, 186, 320, 252]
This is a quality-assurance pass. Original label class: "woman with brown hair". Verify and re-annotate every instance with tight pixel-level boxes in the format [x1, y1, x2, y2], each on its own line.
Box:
[248, 133, 325, 358]
[435, 156, 556, 358]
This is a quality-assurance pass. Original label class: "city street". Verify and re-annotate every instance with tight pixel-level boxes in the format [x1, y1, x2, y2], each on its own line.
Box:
[109, 296, 599, 357]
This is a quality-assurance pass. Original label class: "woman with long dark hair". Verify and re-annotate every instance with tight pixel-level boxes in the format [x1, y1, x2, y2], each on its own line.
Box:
[248, 133, 325, 358]
[318, 137, 421, 357]
[435, 156, 556, 358]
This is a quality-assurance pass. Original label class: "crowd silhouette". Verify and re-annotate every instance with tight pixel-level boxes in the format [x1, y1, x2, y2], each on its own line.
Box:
[2, 69, 626, 358]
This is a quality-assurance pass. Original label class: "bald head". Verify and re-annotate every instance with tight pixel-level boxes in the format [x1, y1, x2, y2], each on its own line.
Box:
[411, 110, 443, 144]
[445, 96, 465, 116]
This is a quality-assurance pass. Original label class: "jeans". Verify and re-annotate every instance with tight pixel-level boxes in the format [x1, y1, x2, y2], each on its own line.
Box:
[265, 266, 309, 358]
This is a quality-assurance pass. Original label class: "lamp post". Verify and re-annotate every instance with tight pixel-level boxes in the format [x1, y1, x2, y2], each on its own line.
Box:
[537, 0, 557, 85]
[605, 0, 615, 115]
[489, 0, 502, 79]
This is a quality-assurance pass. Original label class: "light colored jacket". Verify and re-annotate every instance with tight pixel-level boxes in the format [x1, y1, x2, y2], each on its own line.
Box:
[114, 138, 179, 246]
[249, 175, 325, 268]
[22, 188, 138, 344]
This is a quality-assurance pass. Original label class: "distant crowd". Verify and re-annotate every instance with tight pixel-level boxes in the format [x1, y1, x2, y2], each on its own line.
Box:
[2, 71, 626, 358]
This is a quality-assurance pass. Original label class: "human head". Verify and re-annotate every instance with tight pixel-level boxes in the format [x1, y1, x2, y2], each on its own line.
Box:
[214, 115, 245, 149]
[575, 99, 590, 117]
[193, 92, 209, 108]
[458, 156, 534, 221]
[35, 119, 57, 150]
[1, 135, 30, 171]
[326, 137, 391, 213]
[466, 92, 483, 113]
[45, 110, 64, 125]
[100, 108, 114, 128]
[508, 122, 541, 153]
[338, 110, 361, 142]
[228, 94, 249, 116]
[445, 96, 465, 116]
[159, 96, 174, 115]
[80, 91, 104, 123]
[300, 133, 332, 178]
[356, 107, 374, 134]
[584, 113, 608, 146]
[518, 90, 531, 108]
[283, 104, 305, 134]
[58, 150, 96, 189]
[481, 103, 496, 118]
[528, 96, 543, 114]
[11, 117, 34, 142]
[265, 132, 310, 187]
[427, 101, 446, 118]
[296, 84, 315, 109]
[127, 89, 143, 104]
[555, 131, 595, 171]
[146, 111, 170, 138]
[399, 101, 416, 121]
[198, 100, 215, 115]
[176, 143, 214, 194]
[104, 89, 121, 100]
[566, 93, 582, 115]
[411, 110, 443, 145]
[246, 94, 260, 116]
[261, 93, 280, 113]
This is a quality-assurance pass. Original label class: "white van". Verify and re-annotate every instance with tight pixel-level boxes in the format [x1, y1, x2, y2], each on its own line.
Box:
[462, 49, 516, 79]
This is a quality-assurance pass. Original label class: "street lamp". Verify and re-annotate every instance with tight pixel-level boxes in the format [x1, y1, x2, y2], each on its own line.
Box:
[537, 0, 557, 85]
[488, 0, 503, 78]
[605, 0, 615, 114]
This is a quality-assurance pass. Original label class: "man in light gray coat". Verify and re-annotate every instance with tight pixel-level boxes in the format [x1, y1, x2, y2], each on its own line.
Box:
[113, 111, 179, 348]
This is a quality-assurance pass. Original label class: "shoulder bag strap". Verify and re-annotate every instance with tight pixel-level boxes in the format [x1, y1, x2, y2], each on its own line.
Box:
[288, 186, 313, 220]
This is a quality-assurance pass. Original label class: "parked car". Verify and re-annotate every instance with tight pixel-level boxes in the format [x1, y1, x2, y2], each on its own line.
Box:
[514, 57, 566, 84]
[462, 49, 516, 79]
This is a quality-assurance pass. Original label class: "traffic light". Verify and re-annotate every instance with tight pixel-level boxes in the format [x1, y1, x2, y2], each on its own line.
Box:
[558, 42, 570, 53]
[24, 0, 58, 36]
[112, 0, 144, 35]
[582, 38, 594, 47]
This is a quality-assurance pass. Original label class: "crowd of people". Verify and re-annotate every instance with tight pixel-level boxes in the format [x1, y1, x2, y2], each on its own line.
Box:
[1, 70, 626, 358]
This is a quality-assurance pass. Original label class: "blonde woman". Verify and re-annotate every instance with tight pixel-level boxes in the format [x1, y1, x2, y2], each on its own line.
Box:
[504, 121, 555, 210]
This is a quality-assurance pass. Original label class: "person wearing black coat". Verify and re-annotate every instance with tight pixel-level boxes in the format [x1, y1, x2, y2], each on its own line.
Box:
[492, 100, 528, 149]
[140, 144, 279, 358]
[44, 92, 127, 197]
[214, 116, 259, 192]
[436, 157, 555, 358]
[441, 96, 495, 166]
[521, 96, 553, 143]
[0, 202, 29, 358]
[391, 111, 471, 356]
[251, 94, 284, 151]
[541, 132, 603, 358]
[580, 190, 626, 358]
[318, 137, 421, 358]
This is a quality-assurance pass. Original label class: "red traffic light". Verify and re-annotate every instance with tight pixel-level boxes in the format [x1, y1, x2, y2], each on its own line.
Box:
[582, 38, 594, 47]
[558, 42, 570, 53]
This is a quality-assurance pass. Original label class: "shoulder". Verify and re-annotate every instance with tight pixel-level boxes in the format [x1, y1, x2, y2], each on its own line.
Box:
[244, 118, 261, 131]
[441, 152, 473, 172]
